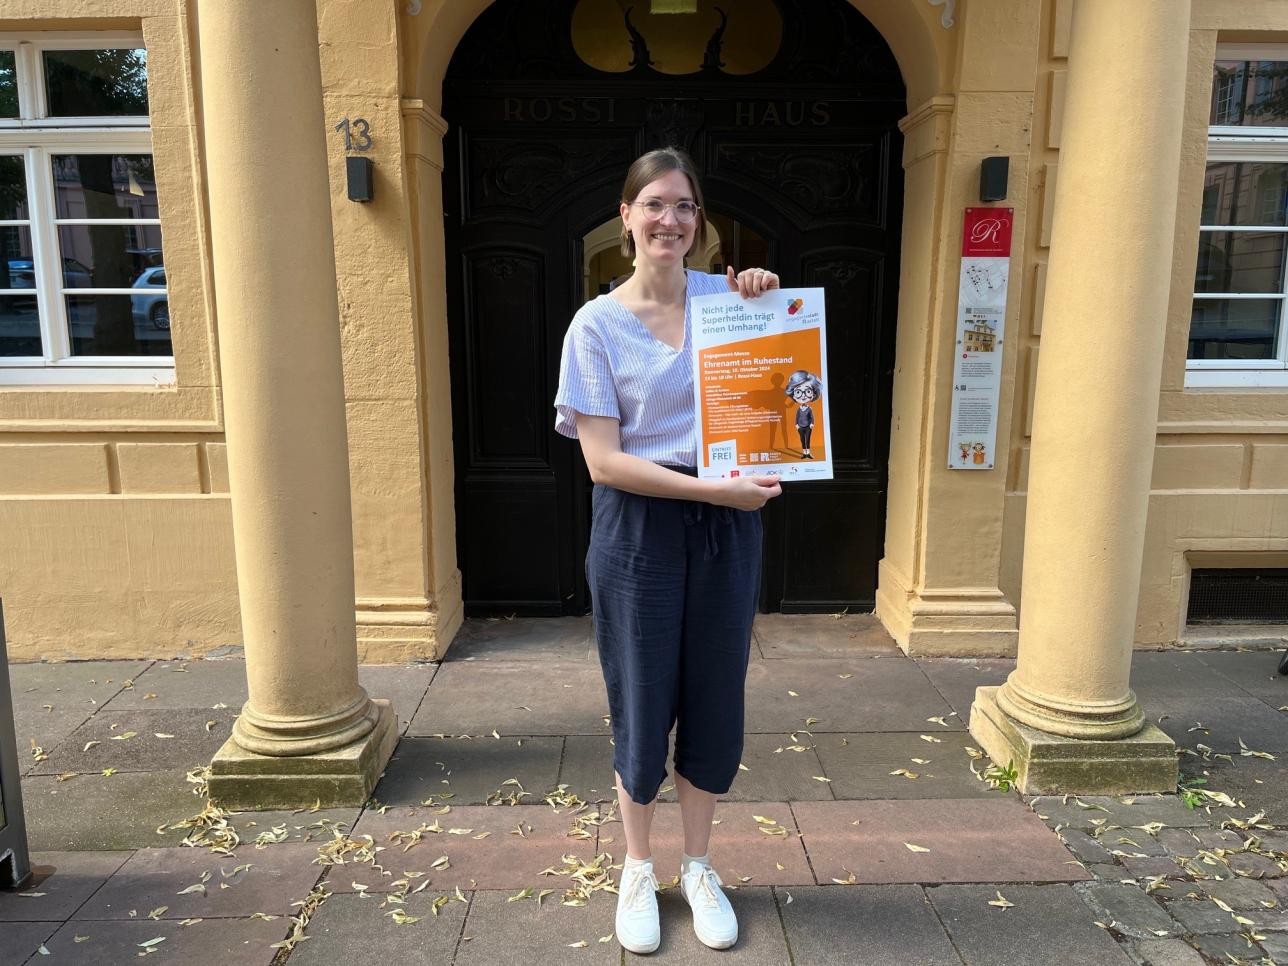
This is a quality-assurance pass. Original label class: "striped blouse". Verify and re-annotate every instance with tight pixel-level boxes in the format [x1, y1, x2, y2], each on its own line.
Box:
[555, 269, 730, 467]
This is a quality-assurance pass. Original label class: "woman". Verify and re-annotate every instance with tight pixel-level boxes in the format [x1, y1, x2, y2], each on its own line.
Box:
[554, 147, 781, 955]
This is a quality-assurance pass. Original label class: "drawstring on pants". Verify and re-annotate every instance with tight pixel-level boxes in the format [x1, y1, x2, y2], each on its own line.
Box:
[683, 502, 732, 560]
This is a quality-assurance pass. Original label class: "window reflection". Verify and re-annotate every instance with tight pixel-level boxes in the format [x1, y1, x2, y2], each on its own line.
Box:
[1202, 162, 1287, 226]
[1189, 297, 1281, 360]
[0, 155, 29, 221]
[67, 292, 171, 356]
[1211, 60, 1288, 127]
[43, 49, 148, 117]
[49, 154, 167, 357]
[0, 223, 40, 357]
[1195, 231, 1286, 294]
[52, 154, 159, 219]
[56, 225, 163, 287]
[0, 51, 17, 119]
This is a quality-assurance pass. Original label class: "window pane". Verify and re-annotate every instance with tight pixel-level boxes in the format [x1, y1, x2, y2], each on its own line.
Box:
[2, 226, 36, 287]
[0, 51, 17, 119]
[0, 155, 28, 221]
[1195, 231, 1287, 293]
[1188, 297, 1281, 360]
[1201, 162, 1288, 227]
[1211, 60, 1288, 126]
[0, 293, 42, 356]
[67, 293, 171, 357]
[52, 155, 158, 219]
[56, 225, 163, 288]
[43, 49, 148, 117]
[0, 223, 44, 358]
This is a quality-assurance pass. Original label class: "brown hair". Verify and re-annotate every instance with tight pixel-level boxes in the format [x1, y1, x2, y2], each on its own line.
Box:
[619, 147, 707, 258]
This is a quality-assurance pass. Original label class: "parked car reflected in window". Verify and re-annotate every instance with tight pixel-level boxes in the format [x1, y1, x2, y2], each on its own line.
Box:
[5, 257, 91, 291]
[131, 265, 168, 330]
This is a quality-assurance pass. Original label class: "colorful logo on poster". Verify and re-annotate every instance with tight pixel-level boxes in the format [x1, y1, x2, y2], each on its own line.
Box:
[787, 298, 804, 315]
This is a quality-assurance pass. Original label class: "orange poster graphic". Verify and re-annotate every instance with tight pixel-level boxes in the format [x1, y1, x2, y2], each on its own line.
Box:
[690, 288, 832, 481]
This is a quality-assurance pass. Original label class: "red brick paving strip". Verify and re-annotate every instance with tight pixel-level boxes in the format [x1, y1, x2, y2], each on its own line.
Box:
[792, 798, 1091, 884]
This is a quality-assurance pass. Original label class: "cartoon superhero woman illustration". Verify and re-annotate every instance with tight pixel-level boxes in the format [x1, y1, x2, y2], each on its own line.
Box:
[784, 369, 823, 459]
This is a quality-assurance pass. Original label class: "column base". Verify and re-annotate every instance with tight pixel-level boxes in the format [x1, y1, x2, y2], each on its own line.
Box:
[875, 564, 1019, 657]
[207, 698, 398, 809]
[355, 575, 464, 663]
[968, 687, 1178, 795]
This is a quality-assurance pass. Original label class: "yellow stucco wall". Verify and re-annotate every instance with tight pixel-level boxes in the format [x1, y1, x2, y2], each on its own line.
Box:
[0, 0, 1285, 660]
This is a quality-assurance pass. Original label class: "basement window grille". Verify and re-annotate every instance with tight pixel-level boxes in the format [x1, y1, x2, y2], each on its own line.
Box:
[1187, 568, 1288, 624]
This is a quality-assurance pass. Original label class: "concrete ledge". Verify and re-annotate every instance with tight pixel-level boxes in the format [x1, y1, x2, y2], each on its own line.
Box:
[206, 699, 398, 809]
[968, 687, 1178, 796]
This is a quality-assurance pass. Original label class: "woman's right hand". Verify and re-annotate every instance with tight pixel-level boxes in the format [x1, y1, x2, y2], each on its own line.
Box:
[712, 475, 783, 511]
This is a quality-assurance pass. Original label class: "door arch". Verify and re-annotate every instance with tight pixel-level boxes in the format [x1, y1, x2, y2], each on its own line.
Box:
[441, 0, 907, 615]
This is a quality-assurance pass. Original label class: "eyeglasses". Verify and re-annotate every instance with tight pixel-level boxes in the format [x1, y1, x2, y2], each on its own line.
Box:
[631, 200, 701, 223]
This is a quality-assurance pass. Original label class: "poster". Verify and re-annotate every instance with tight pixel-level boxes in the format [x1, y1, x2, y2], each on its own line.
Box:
[689, 287, 832, 481]
[948, 207, 1013, 470]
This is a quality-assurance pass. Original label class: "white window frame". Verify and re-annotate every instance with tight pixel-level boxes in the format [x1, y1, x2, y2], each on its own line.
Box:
[1187, 44, 1288, 389]
[0, 31, 173, 387]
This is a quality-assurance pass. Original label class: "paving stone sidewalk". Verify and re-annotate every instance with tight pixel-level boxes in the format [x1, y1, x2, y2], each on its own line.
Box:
[3, 615, 1286, 965]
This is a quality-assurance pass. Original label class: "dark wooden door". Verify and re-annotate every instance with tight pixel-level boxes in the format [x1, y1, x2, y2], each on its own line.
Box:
[443, 0, 904, 616]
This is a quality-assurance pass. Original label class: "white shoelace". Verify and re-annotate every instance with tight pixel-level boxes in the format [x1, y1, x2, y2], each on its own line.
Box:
[686, 866, 725, 911]
[622, 867, 659, 913]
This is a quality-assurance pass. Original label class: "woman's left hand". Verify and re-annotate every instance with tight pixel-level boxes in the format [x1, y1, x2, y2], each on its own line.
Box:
[726, 266, 780, 299]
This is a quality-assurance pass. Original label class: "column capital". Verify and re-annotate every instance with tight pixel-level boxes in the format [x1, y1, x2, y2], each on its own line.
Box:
[401, 97, 450, 171]
[898, 95, 954, 168]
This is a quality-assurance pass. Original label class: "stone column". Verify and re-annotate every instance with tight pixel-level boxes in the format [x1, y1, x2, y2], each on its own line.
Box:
[198, 0, 396, 808]
[969, 0, 1189, 794]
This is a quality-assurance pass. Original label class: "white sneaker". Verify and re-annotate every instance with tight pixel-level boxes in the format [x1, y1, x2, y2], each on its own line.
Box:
[680, 859, 738, 949]
[616, 860, 661, 954]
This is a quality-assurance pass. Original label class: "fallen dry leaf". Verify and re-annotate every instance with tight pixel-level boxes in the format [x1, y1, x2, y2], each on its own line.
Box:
[987, 890, 1014, 909]
[904, 843, 930, 853]
[1238, 738, 1276, 761]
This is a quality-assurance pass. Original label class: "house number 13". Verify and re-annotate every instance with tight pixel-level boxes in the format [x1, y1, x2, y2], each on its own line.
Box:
[334, 117, 372, 152]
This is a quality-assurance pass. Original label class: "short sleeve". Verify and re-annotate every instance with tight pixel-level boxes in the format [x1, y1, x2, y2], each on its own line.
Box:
[554, 311, 619, 439]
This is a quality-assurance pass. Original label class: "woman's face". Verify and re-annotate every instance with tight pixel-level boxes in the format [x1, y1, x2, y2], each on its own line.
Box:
[621, 169, 698, 267]
[792, 385, 816, 404]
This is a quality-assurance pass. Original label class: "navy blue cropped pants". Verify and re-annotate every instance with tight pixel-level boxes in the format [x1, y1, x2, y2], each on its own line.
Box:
[587, 479, 761, 805]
